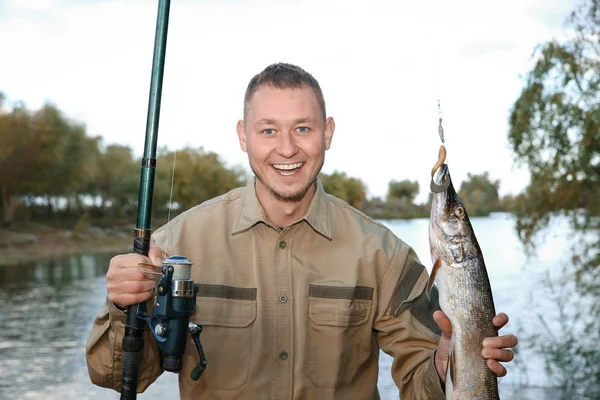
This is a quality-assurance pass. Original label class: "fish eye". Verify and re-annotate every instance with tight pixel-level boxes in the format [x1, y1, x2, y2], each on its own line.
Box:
[454, 207, 465, 218]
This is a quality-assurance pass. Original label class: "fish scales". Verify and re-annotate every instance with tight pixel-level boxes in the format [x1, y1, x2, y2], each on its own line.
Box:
[429, 163, 500, 400]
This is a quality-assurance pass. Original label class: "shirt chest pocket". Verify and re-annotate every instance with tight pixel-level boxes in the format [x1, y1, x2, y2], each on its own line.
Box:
[186, 284, 257, 390]
[307, 285, 374, 388]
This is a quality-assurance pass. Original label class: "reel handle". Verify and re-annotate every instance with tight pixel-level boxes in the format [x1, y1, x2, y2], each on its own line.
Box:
[189, 323, 208, 381]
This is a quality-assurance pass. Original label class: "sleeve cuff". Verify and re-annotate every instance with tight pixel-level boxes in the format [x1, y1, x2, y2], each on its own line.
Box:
[424, 352, 446, 399]
[108, 301, 128, 323]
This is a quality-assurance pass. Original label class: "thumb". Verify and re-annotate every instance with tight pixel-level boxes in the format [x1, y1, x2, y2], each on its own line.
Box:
[433, 310, 452, 339]
[433, 310, 452, 382]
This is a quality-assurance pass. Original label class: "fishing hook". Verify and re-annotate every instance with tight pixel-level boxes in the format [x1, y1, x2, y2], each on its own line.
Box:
[430, 145, 450, 193]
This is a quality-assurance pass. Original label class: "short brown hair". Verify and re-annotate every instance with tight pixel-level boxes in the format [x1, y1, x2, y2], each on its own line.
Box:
[243, 63, 326, 120]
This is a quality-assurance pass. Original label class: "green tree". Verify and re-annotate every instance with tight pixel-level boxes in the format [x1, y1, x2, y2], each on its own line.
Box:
[458, 172, 500, 217]
[508, 0, 600, 287]
[508, 0, 600, 394]
[29, 104, 100, 215]
[386, 180, 419, 203]
[0, 100, 101, 225]
[0, 103, 35, 226]
[319, 171, 367, 209]
[93, 144, 139, 217]
[156, 147, 247, 213]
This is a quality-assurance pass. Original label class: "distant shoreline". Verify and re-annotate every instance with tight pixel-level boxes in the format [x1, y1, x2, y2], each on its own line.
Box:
[0, 226, 131, 267]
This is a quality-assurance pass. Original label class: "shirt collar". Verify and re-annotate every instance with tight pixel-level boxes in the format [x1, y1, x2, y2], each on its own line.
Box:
[232, 178, 332, 240]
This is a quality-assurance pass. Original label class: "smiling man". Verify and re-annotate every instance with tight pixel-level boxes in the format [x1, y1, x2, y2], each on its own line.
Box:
[236, 69, 334, 226]
[87, 63, 517, 399]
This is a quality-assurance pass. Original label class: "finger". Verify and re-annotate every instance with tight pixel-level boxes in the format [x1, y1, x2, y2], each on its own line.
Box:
[486, 359, 507, 377]
[482, 334, 518, 349]
[482, 348, 514, 362]
[433, 310, 452, 336]
[111, 253, 152, 268]
[109, 289, 155, 308]
[107, 279, 157, 295]
[107, 263, 152, 283]
[492, 312, 509, 328]
[149, 247, 164, 266]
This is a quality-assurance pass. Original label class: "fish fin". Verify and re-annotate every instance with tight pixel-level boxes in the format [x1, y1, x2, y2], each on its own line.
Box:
[427, 259, 441, 297]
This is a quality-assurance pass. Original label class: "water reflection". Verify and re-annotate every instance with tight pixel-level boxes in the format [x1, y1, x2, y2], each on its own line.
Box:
[0, 254, 113, 399]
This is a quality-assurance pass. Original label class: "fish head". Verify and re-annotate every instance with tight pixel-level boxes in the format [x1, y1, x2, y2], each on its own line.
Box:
[429, 164, 481, 269]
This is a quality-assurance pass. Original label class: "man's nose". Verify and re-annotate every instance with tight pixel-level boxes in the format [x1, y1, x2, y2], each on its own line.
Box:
[277, 131, 299, 157]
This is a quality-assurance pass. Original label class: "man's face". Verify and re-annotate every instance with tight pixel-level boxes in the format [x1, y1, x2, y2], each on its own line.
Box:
[237, 84, 334, 202]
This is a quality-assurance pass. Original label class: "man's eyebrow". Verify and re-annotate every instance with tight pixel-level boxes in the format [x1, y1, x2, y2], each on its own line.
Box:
[294, 117, 316, 124]
[254, 117, 317, 127]
[255, 119, 275, 126]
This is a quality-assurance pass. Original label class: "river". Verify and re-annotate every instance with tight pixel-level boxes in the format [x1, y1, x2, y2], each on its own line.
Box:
[0, 213, 590, 399]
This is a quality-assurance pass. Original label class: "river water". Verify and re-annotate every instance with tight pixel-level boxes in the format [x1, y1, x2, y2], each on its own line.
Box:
[0, 213, 591, 399]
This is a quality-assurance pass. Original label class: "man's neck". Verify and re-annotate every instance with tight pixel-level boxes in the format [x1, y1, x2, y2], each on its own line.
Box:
[255, 182, 316, 227]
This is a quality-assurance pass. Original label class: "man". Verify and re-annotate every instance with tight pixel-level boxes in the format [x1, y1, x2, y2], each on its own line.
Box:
[87, 63, 517, 399]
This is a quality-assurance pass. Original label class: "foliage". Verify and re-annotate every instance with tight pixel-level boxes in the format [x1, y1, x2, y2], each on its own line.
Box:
[0, 101, 34, 225]
[508, 0, 600, 392]
[508, 0, 600, 293]
[93, 144, 139, 216]
[155, 147, 247, 213]
[458, 172, 500, 216]
[319, 171, 367, 209]
[0, 95, 248, 225]
[386, 180, 419, 203]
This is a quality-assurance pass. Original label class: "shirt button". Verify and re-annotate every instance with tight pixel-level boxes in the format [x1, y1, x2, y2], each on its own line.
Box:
[279, 240, 287, 249]
[279, 295, 288, 303]
[279, 351, 288, 360]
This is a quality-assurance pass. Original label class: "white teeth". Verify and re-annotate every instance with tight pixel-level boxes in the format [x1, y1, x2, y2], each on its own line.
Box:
[273, 162, 303, 171]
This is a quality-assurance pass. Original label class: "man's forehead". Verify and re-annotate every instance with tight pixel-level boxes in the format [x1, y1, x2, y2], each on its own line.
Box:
[251, 83, 316, 100]
[246, 85, 321, 116]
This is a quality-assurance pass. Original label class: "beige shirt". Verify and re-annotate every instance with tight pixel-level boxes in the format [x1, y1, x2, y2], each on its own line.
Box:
[86, 179, 445, 400]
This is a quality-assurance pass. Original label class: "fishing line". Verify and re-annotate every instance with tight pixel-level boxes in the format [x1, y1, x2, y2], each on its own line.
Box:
[428, 2, 447, 152]
[167, 149, 177, 257]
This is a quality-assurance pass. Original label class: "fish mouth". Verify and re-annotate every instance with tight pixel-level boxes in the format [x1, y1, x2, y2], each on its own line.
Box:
[430, 163, 450, 193]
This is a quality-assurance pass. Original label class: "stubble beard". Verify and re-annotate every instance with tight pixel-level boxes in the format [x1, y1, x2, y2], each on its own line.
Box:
[251, 158, 324, 203]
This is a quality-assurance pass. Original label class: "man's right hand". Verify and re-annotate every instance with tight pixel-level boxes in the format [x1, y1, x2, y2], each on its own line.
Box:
[106, 247, 164, 309]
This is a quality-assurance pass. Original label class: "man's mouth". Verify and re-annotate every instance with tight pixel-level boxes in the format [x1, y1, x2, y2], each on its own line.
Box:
[273, 162, 304, 176]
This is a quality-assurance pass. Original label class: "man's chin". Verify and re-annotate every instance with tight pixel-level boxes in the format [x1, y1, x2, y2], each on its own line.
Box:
[269, 181, 316, 203]
[270, 188, 306, 202]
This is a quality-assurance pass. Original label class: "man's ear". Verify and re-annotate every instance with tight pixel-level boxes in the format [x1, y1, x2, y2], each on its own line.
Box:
[236, 120, 247, 152]
[324, 117, 335, 150]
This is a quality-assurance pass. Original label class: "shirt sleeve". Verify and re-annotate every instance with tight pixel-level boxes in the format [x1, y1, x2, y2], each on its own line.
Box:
[85, 297, 164, 393]
[374, 242, 445, 400]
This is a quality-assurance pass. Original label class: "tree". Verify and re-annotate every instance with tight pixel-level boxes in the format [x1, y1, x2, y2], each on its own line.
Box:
[386, 180, 419, 203]
[0, 103, 35, 226]
[319, 171, 367, 209]
[29, 104, 100, 214]
[508, 0, 600, 289]
[93, 144, 139, 217]
[458, 172, 500, 216]
[508, 0, 600, 393]
[155, 147, 247, 213]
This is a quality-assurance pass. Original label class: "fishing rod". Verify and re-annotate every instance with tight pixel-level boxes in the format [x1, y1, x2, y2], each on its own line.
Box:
[121, 1, 206, 398]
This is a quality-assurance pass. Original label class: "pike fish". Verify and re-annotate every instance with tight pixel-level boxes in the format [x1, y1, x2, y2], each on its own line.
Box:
[428, 162, 499, 400]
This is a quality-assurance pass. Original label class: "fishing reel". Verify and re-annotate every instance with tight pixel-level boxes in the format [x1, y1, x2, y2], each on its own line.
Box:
[137, 255, 207, 381]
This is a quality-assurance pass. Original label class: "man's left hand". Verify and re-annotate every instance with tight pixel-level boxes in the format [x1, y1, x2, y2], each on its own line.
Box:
[433, 311, 518, 382]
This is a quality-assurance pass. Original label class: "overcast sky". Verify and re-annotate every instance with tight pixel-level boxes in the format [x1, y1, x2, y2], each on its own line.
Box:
[0, 0, 574, 203]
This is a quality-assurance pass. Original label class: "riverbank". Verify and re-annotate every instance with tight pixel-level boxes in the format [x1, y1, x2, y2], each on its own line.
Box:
[0, 224, 132, 266]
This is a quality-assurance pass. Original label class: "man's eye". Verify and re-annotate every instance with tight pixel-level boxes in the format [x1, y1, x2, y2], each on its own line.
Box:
[263, 129, 275, 135]
[296, 127, 309, 133]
